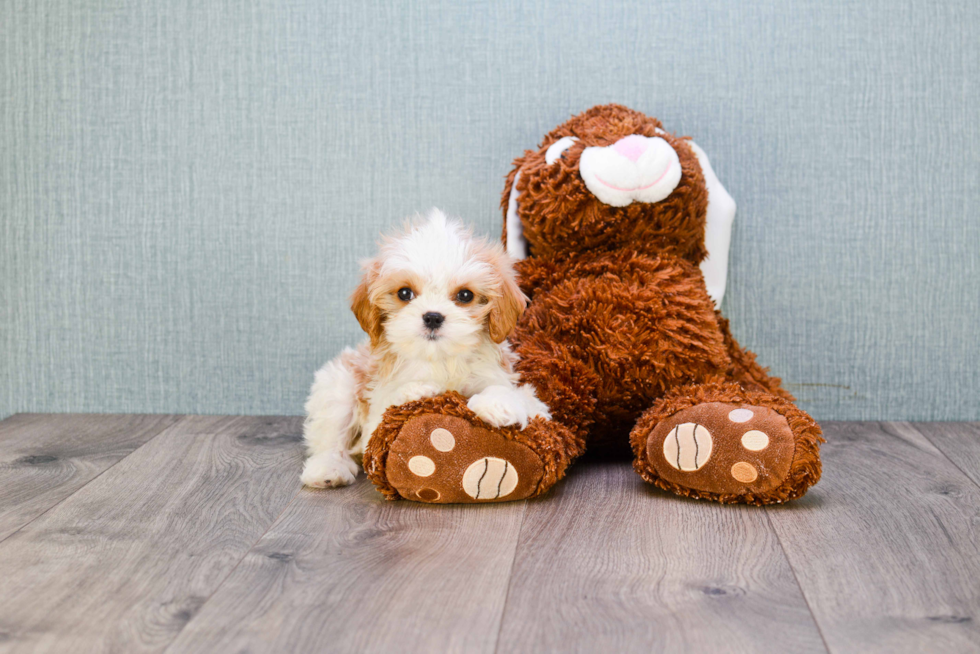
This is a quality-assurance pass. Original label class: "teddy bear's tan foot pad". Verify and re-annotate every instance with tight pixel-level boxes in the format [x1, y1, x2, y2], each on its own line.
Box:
[647, 402, 795, 495]
[386, 414, 544, 503]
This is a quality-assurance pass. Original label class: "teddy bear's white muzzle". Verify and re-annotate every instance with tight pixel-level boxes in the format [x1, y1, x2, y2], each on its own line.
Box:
[579, 135, 682, 207]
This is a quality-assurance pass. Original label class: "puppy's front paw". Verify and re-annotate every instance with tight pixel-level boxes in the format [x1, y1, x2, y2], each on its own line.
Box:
[301, 450, 359, 488]
[392, 381, 444, 407]
[467, 385, 551, 428]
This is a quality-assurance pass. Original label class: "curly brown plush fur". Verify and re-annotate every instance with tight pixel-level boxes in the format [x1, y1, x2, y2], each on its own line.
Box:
[511, 250, 729, 441]
[367, 104, 823, 504]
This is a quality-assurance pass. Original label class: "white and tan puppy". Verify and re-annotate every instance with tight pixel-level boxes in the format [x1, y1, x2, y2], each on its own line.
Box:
[301, 209, 551, 488]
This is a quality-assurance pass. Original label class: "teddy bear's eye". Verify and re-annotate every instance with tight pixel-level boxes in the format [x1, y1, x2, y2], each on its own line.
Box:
[545, 136, 578, 165]
[397, 287, 414, 302]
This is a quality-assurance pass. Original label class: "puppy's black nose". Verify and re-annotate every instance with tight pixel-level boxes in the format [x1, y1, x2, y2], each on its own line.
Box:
[422, 312, 445, 329]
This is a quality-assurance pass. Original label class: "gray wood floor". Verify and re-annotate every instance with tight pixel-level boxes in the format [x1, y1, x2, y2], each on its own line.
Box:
[0, 415, 977, 653]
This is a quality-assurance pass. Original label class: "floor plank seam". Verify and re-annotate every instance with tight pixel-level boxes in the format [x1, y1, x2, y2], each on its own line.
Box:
[908, 424, 980, 492]
[491, 499, 530, 654]
[763, 507, 833, 654]
[0, 416, 183, 547]
[159, 486, 304, 654]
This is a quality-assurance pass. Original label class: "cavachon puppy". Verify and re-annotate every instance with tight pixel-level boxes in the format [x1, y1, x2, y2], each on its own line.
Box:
[301, 209, 550, 489]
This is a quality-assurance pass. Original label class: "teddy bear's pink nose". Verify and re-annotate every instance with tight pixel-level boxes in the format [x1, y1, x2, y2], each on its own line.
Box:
[611, 135, 650, 162]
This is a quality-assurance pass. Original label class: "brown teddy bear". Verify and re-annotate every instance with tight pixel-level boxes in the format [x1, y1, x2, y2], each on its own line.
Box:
[364, 104, 823, 505]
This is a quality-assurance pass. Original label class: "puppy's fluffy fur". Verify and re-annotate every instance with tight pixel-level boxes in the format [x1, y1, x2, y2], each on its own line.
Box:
[301, 209, 551, 488]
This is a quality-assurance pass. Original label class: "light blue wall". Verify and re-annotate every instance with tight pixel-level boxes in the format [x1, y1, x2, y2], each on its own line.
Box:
[2, 0, 978, 420]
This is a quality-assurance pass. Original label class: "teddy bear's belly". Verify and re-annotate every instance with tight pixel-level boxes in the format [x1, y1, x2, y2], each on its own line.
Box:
[515, 253, 730, 436]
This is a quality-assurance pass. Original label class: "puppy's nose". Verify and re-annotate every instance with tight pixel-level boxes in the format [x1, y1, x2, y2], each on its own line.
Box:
[422, 312, 445, 329]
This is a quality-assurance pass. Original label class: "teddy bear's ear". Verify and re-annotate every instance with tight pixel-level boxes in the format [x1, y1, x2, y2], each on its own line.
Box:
[503, 168, 528, 260]
[688, 141, 737, 308]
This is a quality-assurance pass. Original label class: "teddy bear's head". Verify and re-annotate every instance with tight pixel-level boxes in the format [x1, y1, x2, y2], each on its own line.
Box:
[501, 105, 735, 285]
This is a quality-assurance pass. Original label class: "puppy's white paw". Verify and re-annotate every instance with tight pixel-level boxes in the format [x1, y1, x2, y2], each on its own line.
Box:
[523, 390, 552, 422]
[301, 450, 359, 488]
[391, 381, 444, 407]
[467, 384, 552, 428]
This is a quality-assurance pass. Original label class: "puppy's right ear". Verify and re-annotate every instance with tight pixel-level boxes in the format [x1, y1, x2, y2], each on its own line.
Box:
[350, 264, 384, 347]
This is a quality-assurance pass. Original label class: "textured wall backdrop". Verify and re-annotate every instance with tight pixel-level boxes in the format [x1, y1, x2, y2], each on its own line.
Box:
[2, 0, 978, 421]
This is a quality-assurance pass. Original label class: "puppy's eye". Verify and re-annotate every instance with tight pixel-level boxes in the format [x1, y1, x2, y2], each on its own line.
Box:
[397, 287, 415, 302]
[455, 289, 474, 304]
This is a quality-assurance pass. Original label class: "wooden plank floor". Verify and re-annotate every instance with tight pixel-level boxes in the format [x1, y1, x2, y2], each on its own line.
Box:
[0, 416, 977, 653]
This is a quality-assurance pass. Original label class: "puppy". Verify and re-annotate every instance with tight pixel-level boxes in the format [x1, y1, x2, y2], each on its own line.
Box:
[301, 209, 551, 488]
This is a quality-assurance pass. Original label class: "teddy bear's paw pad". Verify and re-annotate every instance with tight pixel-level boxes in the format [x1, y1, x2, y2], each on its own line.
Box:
[647, 402, 795, 495]
[462, 457, 519, 500]
[386, 414, 544, 503]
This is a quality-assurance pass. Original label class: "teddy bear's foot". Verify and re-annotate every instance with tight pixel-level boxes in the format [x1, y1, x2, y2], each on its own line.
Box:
[383, 413, 545, 503]
[631, 383, 823, 505]
[364, 392, 585, 504]
[364, 392, 583, 503]
[646, 401, 796, 494]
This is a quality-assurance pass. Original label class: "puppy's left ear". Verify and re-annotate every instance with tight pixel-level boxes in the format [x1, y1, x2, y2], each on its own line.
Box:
[488, 262, 528, 344]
